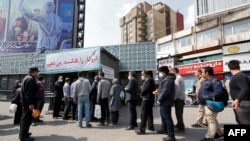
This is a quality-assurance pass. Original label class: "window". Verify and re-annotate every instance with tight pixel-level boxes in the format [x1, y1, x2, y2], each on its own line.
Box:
[129, 39, 133, 43]
[196, 28, 218, 43]
[0, 76, 8, 90]
[223, 19, 250, 36]
[150, 32, 154, 37]
[176, 36, 192, 48]
[159, 42, 173, 52]
[129, 32, 133, 37]
[129, 27, 132, 31]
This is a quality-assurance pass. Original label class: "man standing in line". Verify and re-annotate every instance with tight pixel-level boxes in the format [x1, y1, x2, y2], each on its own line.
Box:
[199, 66, 224, 141]
[63, 77, 71, 120]
[157, 66, 176, 141]
[89, 76, 99, 121]
[191, 70, 208, 127]
[53, 76, 64, 119]
[70, 79, 77, 120]
[171, 67, 185, 131]
[136, 70, 155, 134]
[73, 71, 92, 128]
[125, 71, 138, 130]
[19, 67, 39, 141]
[228, 60, 250, 125]
[97, 72, 111, 126]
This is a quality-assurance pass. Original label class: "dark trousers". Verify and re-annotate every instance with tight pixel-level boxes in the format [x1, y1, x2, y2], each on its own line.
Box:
[140, 100, 154, 131]
[111, 111, 119, 125]
[160, 105, 175, 138]
[89, 98, 97, 121]
[19, 105, 33, 139]
[100, 98, 109, 124]
[71, 102, 77, 120]
[53, 97, 62, 117]
[14, 103, 22, 124]
[128, 100, 137, 127]
[63, 97, 71, 119]
[174, 99, 185, 129]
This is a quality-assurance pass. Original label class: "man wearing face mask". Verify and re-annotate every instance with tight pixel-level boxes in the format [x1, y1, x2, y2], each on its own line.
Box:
[53, 76, 64, 119]
[125, 71, 138, 130]
[157, 66, 177, 141]
[136, 70, 156, 134]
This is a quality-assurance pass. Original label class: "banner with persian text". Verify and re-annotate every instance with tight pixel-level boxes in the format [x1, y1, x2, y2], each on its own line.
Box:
[45, 47, 100, 74]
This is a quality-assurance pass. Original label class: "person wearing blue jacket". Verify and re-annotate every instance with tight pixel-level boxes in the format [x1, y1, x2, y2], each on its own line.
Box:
[198, 66, 224, 141]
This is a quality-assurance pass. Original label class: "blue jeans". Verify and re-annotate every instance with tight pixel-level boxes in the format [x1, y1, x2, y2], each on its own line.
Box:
[78, 95, 90, 126]
[160, 105, 175, 138]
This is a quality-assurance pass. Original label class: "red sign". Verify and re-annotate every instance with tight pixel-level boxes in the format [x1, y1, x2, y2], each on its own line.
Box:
[177, 60, 223, 75]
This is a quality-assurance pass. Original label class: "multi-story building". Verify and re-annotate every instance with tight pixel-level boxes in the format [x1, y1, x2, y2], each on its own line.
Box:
[120, 1, 183, 44]
[156, 1, 250, 96]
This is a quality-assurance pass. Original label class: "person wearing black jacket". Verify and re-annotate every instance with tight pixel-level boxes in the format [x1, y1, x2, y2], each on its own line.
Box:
[89, 76, 99, 121]
[136, 70, 156, 134]
[12, 80, 22, 125]
[125, 71, 138, 130]
[53, 75, 64, 118]
[228, 60, 250, 125]
[19, 67, 39, 141]
[157, 66, 176, 141]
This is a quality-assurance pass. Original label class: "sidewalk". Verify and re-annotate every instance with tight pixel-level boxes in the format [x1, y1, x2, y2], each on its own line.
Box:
[0, 101, 235, 141]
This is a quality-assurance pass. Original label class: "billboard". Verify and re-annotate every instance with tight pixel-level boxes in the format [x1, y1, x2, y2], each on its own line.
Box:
[0, 0, 75, 53]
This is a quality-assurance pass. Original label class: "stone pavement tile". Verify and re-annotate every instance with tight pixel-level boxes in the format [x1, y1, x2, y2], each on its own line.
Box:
[0, 102, 236, 141]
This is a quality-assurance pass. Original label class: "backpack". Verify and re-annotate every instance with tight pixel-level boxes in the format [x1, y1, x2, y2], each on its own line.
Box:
[211, 79, 229, 107]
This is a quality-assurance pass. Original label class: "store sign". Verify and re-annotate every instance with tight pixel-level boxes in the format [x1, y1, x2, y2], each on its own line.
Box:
[223, 42, 250, 55]
[223, 53, 250, 72]
[177, 60, 223, 75]
[45, 47, 100, 74]
[102, 65, 114, 79]
[158, 58, 174, 70]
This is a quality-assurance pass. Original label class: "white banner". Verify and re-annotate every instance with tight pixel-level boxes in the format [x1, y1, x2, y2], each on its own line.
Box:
[223, 53, 250, 72]
[45, 47, 100, 74]
[158, 58, 174, 70]
[102, 65, 114, 79]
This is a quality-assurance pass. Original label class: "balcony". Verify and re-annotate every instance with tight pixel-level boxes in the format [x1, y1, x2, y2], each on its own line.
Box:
[138, 37, 147, 42]
[138, 31, 147, 37]
[196, 38, 220, 50]
[137, 17, 146, 23]
[138, 24, 146, 30]
[223, 32, 250, 45]
[138, 12, 146, 18]
[176, 45, 193, 54]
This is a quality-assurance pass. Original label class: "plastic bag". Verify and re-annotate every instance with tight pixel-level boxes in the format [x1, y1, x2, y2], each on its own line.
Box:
[94, 104, 101, 119]
[9, 104, 17, 113]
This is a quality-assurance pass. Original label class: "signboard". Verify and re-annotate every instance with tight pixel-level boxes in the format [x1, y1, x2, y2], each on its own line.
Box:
[158, 58, 174, 70]
[177, 60, 223, 75]
[223, 42, 250, 55]
[45, 47, 100, 74]
[223, 53, 250, 72]
[0, 0, 75, 53]
[102, 65, 114, 79]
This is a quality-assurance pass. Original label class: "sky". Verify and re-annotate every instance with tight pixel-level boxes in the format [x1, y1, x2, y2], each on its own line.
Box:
[84, 0, 195, 47]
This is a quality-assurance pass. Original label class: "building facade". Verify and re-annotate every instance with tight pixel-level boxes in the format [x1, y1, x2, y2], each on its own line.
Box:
[157, 3, 250, 93]
[120, 2, 183, 44]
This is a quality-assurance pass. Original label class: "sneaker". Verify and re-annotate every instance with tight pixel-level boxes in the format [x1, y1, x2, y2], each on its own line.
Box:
[191, 123, 203, 128]
[200, 137, 213, 141]
[86, 124, 92, 128]
[202, 123, 208, 126]
[157, 130, 167, 134]
[135, 130, 146, 135]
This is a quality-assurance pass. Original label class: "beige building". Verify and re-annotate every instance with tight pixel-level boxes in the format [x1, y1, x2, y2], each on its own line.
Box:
[120, 2, 184, 44]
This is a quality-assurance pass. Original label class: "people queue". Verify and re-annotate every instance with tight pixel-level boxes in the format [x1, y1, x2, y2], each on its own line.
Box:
[11, 59, 250, 141]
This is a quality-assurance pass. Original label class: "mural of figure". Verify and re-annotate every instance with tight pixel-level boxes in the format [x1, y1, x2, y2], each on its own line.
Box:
[20, 0, 62, 51]
[0, 10, 6, 41]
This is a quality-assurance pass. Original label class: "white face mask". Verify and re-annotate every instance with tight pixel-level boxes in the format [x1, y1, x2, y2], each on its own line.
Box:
[159, 73, 164, 78]
[141, 76, 145, 80]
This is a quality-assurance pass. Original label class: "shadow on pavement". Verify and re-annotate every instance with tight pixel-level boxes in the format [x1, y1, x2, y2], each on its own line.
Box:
[35, 134, 88, 141]
[0, 115, 13, 121]
[175, 127, 207, 141]
[0, 128, 19, 136]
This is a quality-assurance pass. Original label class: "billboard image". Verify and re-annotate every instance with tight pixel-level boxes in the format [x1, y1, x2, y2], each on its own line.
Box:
[0, 0, 75, 53]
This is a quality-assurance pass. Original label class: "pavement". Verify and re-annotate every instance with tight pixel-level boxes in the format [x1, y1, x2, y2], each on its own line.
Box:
[0, 101, 236, 141]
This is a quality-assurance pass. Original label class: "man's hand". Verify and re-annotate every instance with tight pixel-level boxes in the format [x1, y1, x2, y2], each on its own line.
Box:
[29, 105, 34, 111]
[232, 99, 239, 109]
